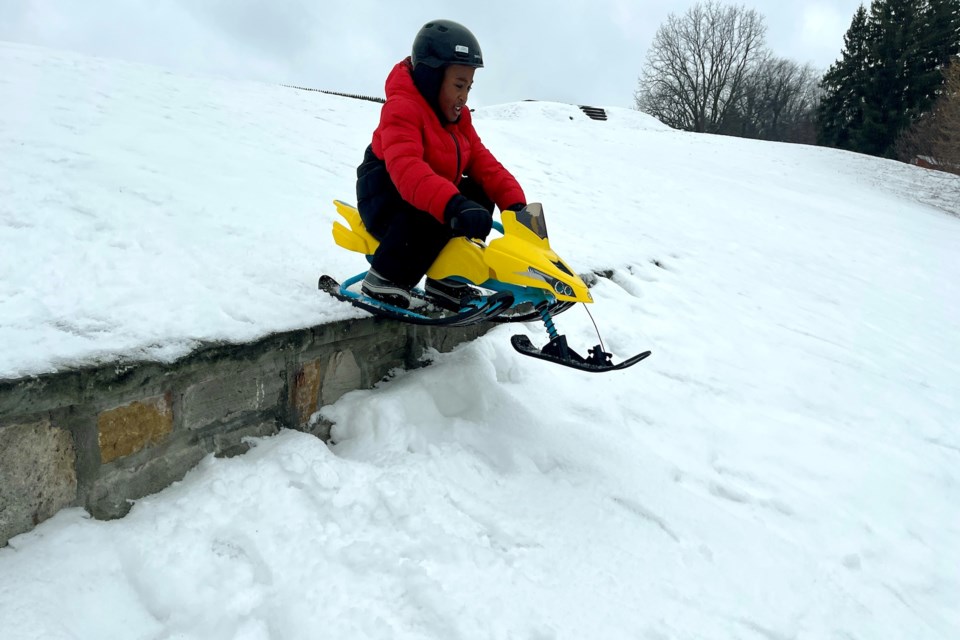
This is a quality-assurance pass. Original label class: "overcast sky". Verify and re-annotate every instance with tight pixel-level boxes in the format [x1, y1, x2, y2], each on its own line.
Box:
[2, 0, 868, 108]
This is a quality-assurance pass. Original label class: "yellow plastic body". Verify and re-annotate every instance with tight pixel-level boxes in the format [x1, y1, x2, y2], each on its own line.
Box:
[331, 200, 592, 304]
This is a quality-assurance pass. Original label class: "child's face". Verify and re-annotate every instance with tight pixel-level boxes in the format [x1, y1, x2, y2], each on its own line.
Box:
[439, 64, 475, 123]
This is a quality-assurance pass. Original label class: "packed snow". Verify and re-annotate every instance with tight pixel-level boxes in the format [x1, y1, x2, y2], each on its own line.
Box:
[1, 41, 959, 640]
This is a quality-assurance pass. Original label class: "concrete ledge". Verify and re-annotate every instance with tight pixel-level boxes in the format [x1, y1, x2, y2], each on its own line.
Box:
[0, 316, 490, 545]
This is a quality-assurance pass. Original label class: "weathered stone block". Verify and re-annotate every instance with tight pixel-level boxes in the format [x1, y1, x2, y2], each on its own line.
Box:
[322, 350, 362, 406]
[182, 362, 284, 430]
[87, 420, 280, 520]
[0, 419, 77, 546]
[293, 359, 323, 427]
[86, 441, 208, 520]
[97, 394, 173, 464]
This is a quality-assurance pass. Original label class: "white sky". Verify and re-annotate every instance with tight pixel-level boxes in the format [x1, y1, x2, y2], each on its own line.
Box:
[0, 0, 867, 107]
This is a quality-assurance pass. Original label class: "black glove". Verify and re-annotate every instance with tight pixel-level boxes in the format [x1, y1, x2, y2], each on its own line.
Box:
[445, 194, 493, 239]
[503, 202, 526, 213]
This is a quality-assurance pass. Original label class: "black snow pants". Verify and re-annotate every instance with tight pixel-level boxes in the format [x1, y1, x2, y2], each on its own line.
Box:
[355, 144, 494, 288]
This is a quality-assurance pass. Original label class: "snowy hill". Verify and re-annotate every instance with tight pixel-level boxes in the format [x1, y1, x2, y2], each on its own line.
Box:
[1, 41, 959, 639]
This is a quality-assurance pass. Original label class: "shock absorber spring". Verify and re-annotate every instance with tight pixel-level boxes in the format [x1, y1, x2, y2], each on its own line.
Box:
[538, 305, 559, 341]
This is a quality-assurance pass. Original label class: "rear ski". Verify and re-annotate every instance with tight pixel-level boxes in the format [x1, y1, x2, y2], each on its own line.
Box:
[318, 274, 513, 327]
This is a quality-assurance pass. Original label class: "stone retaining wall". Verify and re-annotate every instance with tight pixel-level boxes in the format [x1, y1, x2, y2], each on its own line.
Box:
[0, 317, 488, 546]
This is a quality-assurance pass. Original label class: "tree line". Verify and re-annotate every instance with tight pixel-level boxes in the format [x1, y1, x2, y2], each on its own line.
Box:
[634, 0, 960, 171]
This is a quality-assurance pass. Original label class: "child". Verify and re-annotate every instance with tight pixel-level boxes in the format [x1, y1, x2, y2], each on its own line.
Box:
[356, 19, 527, 309]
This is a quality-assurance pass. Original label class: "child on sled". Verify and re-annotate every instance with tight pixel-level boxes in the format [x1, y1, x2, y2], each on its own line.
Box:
[355, 19, 526, 309]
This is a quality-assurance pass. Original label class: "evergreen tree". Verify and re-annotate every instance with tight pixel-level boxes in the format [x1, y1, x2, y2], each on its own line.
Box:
[818, 5, 870, 149]
[818, 0, 960, 157]
[925, 0, 960, 64]
[920, 0, 960, 100]
[855, 0, 924, 156]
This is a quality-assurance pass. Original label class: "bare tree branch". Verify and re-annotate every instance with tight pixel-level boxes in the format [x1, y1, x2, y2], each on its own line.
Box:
[636, 1, 767, 133]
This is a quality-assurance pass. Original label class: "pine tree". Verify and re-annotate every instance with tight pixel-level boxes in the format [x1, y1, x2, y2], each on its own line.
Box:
[919, 0, 960, 103]
[819, 0, 960, 158]
[925, 0, 960, 65]
[817, 5, 870, 149]
[857, 0, 931, 155]
[889, 0, 960, 153]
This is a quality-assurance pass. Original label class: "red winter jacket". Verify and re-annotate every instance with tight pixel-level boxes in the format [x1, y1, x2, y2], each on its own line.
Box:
[371, 58, 525, 223]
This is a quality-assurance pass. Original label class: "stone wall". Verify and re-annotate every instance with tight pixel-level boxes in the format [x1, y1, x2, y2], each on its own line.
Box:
[0, 317, 488, 546]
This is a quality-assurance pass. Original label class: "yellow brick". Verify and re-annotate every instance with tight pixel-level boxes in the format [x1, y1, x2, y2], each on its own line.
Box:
[97, 394, 173, 463]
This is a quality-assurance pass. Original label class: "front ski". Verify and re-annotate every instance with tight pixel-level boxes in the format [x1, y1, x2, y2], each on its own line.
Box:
[319, 275, 514, 327]
[510, 334, 651, 373]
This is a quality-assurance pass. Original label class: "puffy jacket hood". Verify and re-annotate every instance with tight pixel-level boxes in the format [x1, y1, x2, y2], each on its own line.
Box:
[368, 58, 525, 222]
[411, 62, 446, 121]
[389, 57, 448, 123]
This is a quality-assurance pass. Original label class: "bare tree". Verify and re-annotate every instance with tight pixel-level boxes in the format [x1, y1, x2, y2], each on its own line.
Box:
[635, 1, 767, 133]
[896, 58, 960, 174]
[725, 57, 821, 143]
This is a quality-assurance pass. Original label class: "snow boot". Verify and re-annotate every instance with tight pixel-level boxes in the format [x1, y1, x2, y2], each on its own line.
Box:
[424, 277, 482, 311]
[361, 268, 412, 309]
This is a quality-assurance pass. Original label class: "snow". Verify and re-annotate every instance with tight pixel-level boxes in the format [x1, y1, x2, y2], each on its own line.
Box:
[2, 40, 960, 639]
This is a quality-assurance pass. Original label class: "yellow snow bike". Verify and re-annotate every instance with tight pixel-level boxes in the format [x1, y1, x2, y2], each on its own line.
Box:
[319, 200, 650, 372]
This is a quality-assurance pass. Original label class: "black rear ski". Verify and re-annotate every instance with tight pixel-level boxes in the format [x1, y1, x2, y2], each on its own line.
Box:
[319, 275, 513, 327]
[510, 334, 651, 373]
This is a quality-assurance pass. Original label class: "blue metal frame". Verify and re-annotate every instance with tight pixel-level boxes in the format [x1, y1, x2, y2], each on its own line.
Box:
[339, 269, 558, 320]
[338, 219, 559, 319]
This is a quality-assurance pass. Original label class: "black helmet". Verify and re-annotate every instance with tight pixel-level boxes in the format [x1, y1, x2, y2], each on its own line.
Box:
[411, 20, 484, 69]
